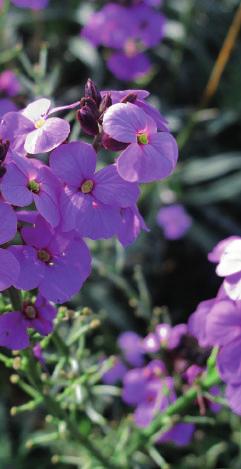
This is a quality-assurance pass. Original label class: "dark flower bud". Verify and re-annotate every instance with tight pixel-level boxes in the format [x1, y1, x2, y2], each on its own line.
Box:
[101, 132, 129, 151]
[99, 93, 112, 115]
[0, 166, 6, 177]
[0, 139, 10, 162]
[85, 79, 101, 107]
[77, 107, 99, 136]
[80, 96, 100, 118]
[121, 93, 138, 104]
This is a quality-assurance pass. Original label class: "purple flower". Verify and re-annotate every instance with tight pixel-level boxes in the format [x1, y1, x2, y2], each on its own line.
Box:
[118, 331, 144, 366]
[0, 294, 56, 350]
[82, 4, 133, 49]
[209, 237, 241, 301]
[107, 51, 152, 82]
[130, 4, 166, 48]
[10, 215, 91, 303]
[1, 156, 60, 227]
[33, 343, 45, 365]
[158, 423, 195, 446]
[226, 382, 241, 415]
[143, 332, 160, 353]
[0, 70, 21, 97]
[0, 98, 70, 155]
[155, 323, 187, 349]
[0, 200, 19, 291]
[11, 0, 49, 9]
[102, 357, 127, 385]
[134, 377, 176, 428]
[0, 98, 17, 118]
[188, 298, 217, 348]
[50, 141, 139, 239]
[157, 204, 192, 240]
[117, 205, 149, 247]
[102, 102, 178, 183]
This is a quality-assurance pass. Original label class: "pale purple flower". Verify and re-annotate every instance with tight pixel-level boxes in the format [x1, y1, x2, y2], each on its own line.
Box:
[118, 331, 144, 366]
[143, 332, 160, 353]
[0, 98, 17, 118]
[11, 0, 49, 9]
[50, 141, 139, 239]
[188, 298, 217, 348]
[157, 204, 192, 240]
[0, 71, 21, 97]
[102, 102, 178, 183]
[209, 237, 241, 301]
[1, 156, 60, 227]
[0, 98, 70, 155]
[226, 382, 241, 415]
[10, 215, 91, 303]
[0, 294, 56, 350]
[117, 205, 149, 247]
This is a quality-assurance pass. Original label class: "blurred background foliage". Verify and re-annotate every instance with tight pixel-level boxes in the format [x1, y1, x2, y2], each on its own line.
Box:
[1, 0, 241, 467]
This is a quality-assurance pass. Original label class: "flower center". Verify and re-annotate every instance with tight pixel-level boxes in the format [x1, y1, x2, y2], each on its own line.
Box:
[35, 118, 46, 129]
[137, 132, 149, 145]
[28, 179, 40, 194]
[81, 179, 94, 194]
[24, 304, 38, 320]
[37, 249, 52, 264]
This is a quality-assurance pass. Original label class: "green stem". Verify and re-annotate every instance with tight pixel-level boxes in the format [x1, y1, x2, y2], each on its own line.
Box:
[8, 287, 22, 311]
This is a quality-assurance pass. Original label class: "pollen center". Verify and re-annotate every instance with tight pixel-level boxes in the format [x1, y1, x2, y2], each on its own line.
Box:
[37, 249, 52, 264]
[35, 118, 45, 129]
[28, 179, 40, 194]
[81, 179, 94, 194]
[24, 305, 38, 320]
[137, 132, 149, 145]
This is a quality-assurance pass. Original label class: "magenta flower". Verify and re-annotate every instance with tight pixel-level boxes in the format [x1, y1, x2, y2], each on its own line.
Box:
[0, 70, 21, 97]
[10, 215, 91, 303]
[0, 294, 56, 351]
[0, 98, 70, 155]
[1, 156, 60, 227]
[117, 205, 149, 247]
[157, 204, 192, 240]
[102, 102, 178, 183]
[11, 0, 49, 9]
[50, 141, 140, 239]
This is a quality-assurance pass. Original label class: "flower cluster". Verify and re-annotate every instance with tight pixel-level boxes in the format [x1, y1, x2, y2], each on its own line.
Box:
[188, 236, 241, 415]
[102, 322, 221, 444]
[0, 79, 178, 350]
[82, 1, 166, 81]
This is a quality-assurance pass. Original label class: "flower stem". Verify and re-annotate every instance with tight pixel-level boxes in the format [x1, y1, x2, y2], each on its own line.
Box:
[7, 287, 22, 311]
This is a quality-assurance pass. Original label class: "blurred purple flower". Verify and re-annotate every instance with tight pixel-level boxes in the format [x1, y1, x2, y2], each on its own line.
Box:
[103, 102, 178, 183]
[102, 357, 127, 385]
[107, 51, 152, 82]
[0, 98, 17, 118]
[0, 70, 21, 97]
[118, 331, 144, 366]
[11, 0, 49, 9]
[157, 204, 192, 240]
[117, 205, 149, 247]
[0, 294, 56, 350]
[158, 422, 195, 446]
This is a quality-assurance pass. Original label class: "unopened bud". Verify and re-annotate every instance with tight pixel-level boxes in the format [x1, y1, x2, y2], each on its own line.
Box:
[82, 306, 92, 316]
[121, 93, 137, 104]
[13, 357, 22, 370]
[10, 407, 17, 416]
[25, 440, 33, 449]
[10, 374, 19, 384]
[99, 93, 112, 115]
[85, 78, 101, 106]
[90, 319, 101, 329]
[51, 455, 60, 465]
[77, 107, 99, 136]
[101, 133, 128, 151]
